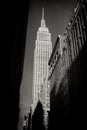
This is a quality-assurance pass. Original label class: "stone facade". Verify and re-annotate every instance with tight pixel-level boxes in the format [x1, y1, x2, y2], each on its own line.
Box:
[32, 8, 52, 110]
[49, 0, 87, 129]
[48, 35, 69, 95]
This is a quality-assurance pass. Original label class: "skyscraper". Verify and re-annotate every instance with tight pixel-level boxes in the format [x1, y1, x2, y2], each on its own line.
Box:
[32, 8, 52, 110]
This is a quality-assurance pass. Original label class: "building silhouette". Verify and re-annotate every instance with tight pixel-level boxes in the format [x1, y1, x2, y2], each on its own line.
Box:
[9, 1, 30, 130]
[49, 0, 87, 129]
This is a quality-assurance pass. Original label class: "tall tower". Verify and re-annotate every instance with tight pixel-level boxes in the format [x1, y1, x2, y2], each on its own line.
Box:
[32, 8, 52, 109]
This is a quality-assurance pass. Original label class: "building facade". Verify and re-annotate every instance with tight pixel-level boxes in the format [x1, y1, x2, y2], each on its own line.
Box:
[49, 0, 87, 129]
[48, 35, 70, 130]
[66, 0, 87, 128]
[66, 0, 87, 64]
[32, 8, 52, 110]
[48, 35, 69, 95]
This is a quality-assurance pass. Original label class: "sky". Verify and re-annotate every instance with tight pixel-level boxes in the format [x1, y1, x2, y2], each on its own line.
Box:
[18, 0, 77, 130]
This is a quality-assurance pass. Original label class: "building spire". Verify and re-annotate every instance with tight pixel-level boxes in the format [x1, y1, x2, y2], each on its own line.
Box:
[41, 7, 45, 27]
[42, 8, 44, 20]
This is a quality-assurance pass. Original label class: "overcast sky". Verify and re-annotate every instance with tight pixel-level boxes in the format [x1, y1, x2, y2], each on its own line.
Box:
[18, 0, 77, 129]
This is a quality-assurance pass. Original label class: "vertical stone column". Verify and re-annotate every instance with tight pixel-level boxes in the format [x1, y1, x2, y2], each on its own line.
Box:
[78, 15, 84, 46]
[71, 28, 77, 60]
[69, 29, 75, 61]
[76, 19, 82, 50]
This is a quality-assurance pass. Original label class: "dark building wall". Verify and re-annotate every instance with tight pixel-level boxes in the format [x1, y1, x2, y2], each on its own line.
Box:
[67, 1, 87, 126]
[68, 42, 87, 128]
[32, 101, 45, 130]
[48, 35, 70, 130]
[9, 1, 30, 130]
[49, 41, 87, 130]
[49, 73, 69, 130]
[49, 0, 87, 129]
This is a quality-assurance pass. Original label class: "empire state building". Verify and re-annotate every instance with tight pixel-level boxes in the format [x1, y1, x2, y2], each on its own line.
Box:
[32, 8, 52, 108]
